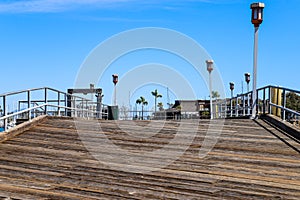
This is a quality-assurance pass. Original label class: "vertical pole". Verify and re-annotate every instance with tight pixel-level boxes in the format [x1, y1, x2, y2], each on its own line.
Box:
[3, 96, 7, 131]
[257, 89, 259, 115]
[114, 84, 117, 106]
[58, 92, 61, 116]
[73, 96, 76, 117]
[243, 94, 246, 116]
[252, 27, 259, 119]
[44, 88, 47, 115]
[241, 80, 244, 94]
[282, 89, 286, 121]
[263, 88, 266, 114]
[96, 93, 102, 119]
[66, 93, 71, 117]
[81, 98, 84, 118]
[209, 72, 213, 119]
[64, 93, 67, 116]
[28, 90, 31, 120]
[247, 83, 250, 93]
[86, 100, 88, 118]
[100, 95, 103, 119]
[135, 103, 137, 119]
[247, 83, 249, 115]
[276, 87, 280, 117]
[268, 86, 272, 114]
[230, 90, 233, 117]
[236, 96, 239, 117]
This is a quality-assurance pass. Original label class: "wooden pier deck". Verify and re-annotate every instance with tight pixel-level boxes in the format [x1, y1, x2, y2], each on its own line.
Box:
[0, 116, 300, 199]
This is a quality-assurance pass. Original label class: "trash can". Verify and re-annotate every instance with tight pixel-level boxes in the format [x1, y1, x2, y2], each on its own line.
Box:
[108, 106, 119, 120]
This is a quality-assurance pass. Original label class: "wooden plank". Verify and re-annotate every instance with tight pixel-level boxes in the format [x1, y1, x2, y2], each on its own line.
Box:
[0, 117, 299, 199]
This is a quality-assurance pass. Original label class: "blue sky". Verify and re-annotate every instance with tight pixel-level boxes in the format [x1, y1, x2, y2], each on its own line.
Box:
[0, 0, 299, 109]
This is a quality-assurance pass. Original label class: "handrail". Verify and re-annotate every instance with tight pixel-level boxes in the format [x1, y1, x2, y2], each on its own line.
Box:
[0, 104, 46, 121]
[260, 85, 300, 94]
[0, 87, 45, 97]
[269, 103, 300, 116]
[0, 103, 108, 131]
[0, 86, 108, 131]
[212, 85, 300, 123]
[49, 104, 107, 115]
[0, 87, 91, 102]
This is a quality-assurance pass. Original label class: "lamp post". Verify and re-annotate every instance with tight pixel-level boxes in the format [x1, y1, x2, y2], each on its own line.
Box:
[250, 2, 265, 119]
[245, 73, 251, 115]
[112, 74, 118, 106]
[230, 82, 234, 117]
[206, 60, 214, 119]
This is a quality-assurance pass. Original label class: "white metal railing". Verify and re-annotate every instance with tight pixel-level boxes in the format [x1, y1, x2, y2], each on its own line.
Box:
[214, 85, 300, 125]
[0, 87, 108, 131]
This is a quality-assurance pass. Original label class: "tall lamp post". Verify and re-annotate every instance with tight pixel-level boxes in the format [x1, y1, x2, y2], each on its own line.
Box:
[230, 82, 235, 117]
[250, 2, 265, 119]
[206, 60, 214, 119]
[112, 74, 118, 106]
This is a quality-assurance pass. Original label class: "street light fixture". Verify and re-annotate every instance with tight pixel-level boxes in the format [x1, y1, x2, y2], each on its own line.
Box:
[244, 73, 251, 93]
[206, 60, 214, 120]
[229, 82, 235, 98]
[112, 74, 118, 106]
[250, 2, 265, 119]
[251, 3, 265, 28]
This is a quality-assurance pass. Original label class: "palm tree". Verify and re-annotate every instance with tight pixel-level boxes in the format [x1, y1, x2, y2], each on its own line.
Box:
[136, 96, 148, 120]
[157, 102, 164, 111]
[151, 89, 162, 114]
[211, 91, 220, 100]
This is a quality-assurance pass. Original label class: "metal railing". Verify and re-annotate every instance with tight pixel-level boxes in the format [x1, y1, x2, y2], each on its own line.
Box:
[214, 85, 300, 125]
[0, 87, 107, 131]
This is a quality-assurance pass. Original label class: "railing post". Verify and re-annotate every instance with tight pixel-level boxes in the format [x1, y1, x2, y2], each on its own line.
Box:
[44, 88, 47, 115]
[236, 96, 239, 117]
[268, 86, 272, 114]
[73, 97, 76, 117]
[282, 89, 286, 121]
[28, 90, 31, 120]
[86, 100, 88, 119]
[256, 89, 259, 116]
[243, 94, 246, 116]
[263, 88, 266, 114]
[230, 98, 233, 117]
[3, 96, 7, 131]
[276, 87, 280, 117]
[81, 98, 84, 118]
[58, 92, 61, 116]
[66, 94, 71, 117]
[65, 93, 68, 117]
[247, 93, 250, 115]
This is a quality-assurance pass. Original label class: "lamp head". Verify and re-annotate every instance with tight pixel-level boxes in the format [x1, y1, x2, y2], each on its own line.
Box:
[112, 74, 118, 85]
[230, 82, 235, 91]
[251, 2, 265, 27]
[206, 60, 214, 73]
[244, 73, 251, 83]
